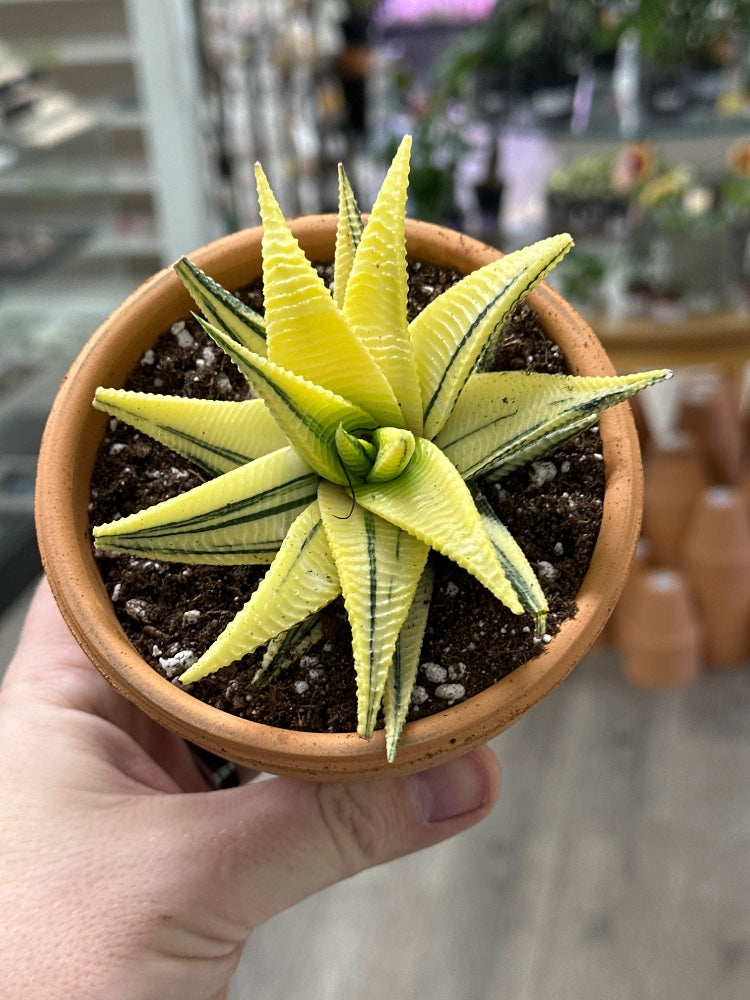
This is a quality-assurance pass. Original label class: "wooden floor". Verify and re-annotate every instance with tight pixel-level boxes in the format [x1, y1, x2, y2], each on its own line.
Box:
[2, 590, 748, 1000]
[232, 648, 750, 1000]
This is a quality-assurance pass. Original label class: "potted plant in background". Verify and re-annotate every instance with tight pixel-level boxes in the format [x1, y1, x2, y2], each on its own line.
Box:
[35, 136, 668, 779]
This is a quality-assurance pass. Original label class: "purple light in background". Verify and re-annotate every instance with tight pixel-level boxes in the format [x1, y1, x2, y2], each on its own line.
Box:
[376, 0, 497, 25]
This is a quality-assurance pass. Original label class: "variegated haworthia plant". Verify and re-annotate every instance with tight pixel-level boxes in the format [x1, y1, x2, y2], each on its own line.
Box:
[93, 135, 669, 761]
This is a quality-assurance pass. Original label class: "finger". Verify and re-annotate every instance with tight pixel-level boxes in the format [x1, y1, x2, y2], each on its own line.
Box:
[163, 745, 501, 934]
[2, 577, 113, 705]
[3, 577, 211, 793]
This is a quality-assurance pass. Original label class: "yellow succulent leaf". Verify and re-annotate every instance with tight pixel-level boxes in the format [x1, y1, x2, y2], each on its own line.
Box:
[318, 480, 429, 739]
[354, 437, 523, 616]
[474, 491, 547, 634]
[255, 163, 403, 427]
[366, 426, 416, 483]
[343, 135, 424, 434]
[94, 389, 287, 477]
[180, 501, 340, 685]
[201, 321, 378, 485]
[93, 446, 317, 564]
[174, 257, 267, 356]
[437, 369, 671, 479]
[332, 163, 363, 308]
[384, 562, 434, 762]
[256, 614, 324, 686]
[411, 234, 573, 440]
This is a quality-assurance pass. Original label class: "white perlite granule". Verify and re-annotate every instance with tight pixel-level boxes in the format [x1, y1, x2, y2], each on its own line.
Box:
[530, 460, 558, 487]
[423, 662, 448, 683]
[124, 598, 149, 621]
[435, 683, 466, 702]
[410, 685, 428, 706]
[175, 327, 195, 349]
[159, 649, 196, 676]
[536, 560, 557, 580]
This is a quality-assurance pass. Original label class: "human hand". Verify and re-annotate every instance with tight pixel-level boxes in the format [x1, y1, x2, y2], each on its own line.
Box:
[0, 579, 501, 1000]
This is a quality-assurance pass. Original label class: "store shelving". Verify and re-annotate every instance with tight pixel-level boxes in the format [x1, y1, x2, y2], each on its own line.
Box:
[0, 0, 221, 608]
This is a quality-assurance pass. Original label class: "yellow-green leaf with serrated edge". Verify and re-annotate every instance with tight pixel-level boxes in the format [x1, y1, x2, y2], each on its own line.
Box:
[412, 234, 574, 440]
[255, 613, 324, 686]
[354, 437, 523, 616]
[200, 320, 378, 485]
[366, 427, 416, 483]
[255, 163, 403, 428]
[318, 480, 429, 740]
[343, 135, 424, 434]
[473, 490, 547, 634]
[333, 163, 363, 308]
[436, 369, 671, 480]
[94, 389, 287, 477]
[384, 562, 434, 762]
[180, 501, 340, 685]
[174, 257, 267, 356]
[93, 446, 317, 563]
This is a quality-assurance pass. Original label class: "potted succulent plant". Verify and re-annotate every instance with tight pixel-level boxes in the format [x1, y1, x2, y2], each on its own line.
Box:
[36, 136, 668, 779]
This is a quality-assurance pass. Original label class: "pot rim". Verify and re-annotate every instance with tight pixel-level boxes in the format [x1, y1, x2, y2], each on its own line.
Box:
[35, 217, 643, 780]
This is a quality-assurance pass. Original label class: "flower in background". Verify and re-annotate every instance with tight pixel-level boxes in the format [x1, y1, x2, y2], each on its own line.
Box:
[611, 142, 655, 195]
[727, 137, 750, 180]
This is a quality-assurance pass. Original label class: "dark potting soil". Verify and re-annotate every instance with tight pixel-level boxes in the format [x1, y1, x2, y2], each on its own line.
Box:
[89, 259, 605, 735]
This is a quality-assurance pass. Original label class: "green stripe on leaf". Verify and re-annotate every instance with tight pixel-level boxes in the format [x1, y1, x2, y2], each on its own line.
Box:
[200, 320, 378, 484]
[333, 164, 363, 308]
[255, 613, 324, 686]
[473, 490, 547, 634]
[384, 562, 434, 762]
[255, 163, 404, 428]
[437, 369, 671, 480]
[354, 437, 523, 616]
[180, 501, 340, 685]
[93, 446, 317, 564]
[94, 389, 287, 476]
[174, 256, 267, 356]
[318, 481, 429, 740]
[343, 136, 424, 434]
[412, 234, 573, 440]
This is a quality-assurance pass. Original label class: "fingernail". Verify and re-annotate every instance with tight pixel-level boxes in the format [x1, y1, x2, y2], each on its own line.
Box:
[410, 753, 490, 824]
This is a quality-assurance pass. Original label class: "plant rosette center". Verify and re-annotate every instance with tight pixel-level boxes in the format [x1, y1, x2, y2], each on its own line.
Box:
[91, 135, 670, 761]
[335, 425, 416, 484]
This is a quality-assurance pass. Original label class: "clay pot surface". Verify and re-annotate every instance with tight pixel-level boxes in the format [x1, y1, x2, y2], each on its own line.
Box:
[619, 568, 701, 689]
[678, 371, 744, 485]
[642, 433, 708, 567]
[612, 535, 651, 647]
[682, 486, 750, 667]
[36, 218, 644, 780]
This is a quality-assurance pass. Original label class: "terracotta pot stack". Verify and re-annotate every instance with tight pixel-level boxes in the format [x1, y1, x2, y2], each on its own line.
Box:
[615, 369, 750, 687]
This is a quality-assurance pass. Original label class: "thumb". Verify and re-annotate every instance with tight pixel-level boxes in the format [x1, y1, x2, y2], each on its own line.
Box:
[178, 747, 501, 931]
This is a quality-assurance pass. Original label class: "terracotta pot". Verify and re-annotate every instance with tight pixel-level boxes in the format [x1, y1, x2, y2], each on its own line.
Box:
[35, 217, 645, 780]
[678, 370, 744, 486]
[682, 485, 750, 667]
[612, 535, 651, 647]
[619, 568, 701, 689]
[641, 433, 708, 567]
